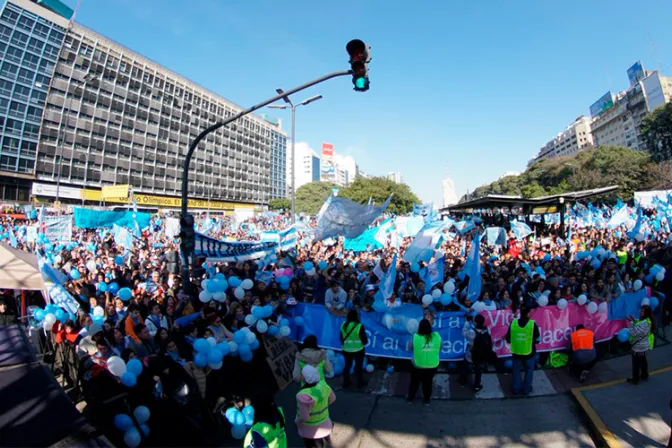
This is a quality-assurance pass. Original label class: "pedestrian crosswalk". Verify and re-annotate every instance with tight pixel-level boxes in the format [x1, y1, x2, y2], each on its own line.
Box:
[363, 370, 560, 400]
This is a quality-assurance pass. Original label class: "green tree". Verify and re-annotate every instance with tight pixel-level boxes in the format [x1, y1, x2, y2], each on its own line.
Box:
[295, 181, 337, 214]
[339, 176, 421, 214]
[268, 198, 290, 210]
[641, 102, 672, 162]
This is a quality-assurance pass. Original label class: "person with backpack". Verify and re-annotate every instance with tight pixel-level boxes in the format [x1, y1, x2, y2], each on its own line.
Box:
[293, 335, 333, 385]
[459, 314, 492, 392]
[340, 309, 368, 389]
[627, 304, 654, 384]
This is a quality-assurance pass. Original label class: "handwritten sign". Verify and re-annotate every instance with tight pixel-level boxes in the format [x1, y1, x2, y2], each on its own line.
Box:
[263, 336, 298, 390]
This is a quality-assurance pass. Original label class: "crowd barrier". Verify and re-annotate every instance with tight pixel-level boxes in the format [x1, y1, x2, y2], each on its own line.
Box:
[289, 302, 629, 360]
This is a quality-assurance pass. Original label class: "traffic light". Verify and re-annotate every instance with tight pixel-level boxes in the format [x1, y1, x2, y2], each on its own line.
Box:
[179, 213, 196, 255]
[346, 39, 371, 92]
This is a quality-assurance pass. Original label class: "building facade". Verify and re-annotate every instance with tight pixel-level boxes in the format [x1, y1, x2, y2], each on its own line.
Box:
[0, 0, 69, 201]
[386, 171, 403, 184]
[0, 0, 287, 207]
[288, 142, 320, 192]
[528, 116, 593, 165]
[269, 127, 287, 199]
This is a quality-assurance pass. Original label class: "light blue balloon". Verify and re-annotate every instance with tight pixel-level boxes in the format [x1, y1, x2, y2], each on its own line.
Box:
[617, 328, 630, 342]
[279, 318, 290, 328]
[139, 424, 150, 436]
[268, 325, 279, 336]
[252, 307, 265, 319]
[229, 276, 241, 288]
[98, 281, 108, 292]
[216, 342, 230, 356]
[249, 339, 260, 350]
[70, 269, 80, 280]
[214, 272, 226, 280]
[132, 406, 150, 423]
[194, 352, 208, 367]
[225, 407, 237, 422]
[230, 409, 245, 426]
[649, 296, 660, 310]
[193, 338, 210, 353]
[54, 309, 66, 322]
[238, 344, 252, 358]
[233, 331, 247, 344]
[121, 372, 137, 387]
[118, 287, 132, 301]
[108, 282, 119, 295]
[231, 423, 246, 439]
[208, 349, 223, 364]
[93, 315, 104, 325]
[318, 260, 328, 270]
[206, 280, 218, 293]
[124, 428, 141, 448]
[303, 261, 314, 271]
[127, 358, 143, 376]
[440, 293, 452, 306]
[240, 350, 253, 363]
[113, 413, 134, 431]
[114, 255, 124, 265]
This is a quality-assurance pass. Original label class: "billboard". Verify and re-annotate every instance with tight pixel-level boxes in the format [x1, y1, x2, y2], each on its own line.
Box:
[321, 142, 334, 159]
[627, 61, 646, 87]
[31, 182, 82, 200]
[589, 91, 615, 117]
[641, 72, 666, 111]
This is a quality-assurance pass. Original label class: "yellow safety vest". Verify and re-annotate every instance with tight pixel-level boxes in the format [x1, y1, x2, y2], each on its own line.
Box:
[412, 332, 441, 368]
[341, 322, 363, 352]
[298, 359, 326, 385]
[297, 381, 332, 426]
[510, 319, 535, 356]
[243, 407, 287, 448]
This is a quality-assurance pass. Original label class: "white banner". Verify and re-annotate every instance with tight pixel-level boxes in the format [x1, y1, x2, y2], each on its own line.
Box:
[44, 216, 73, 243]
[32, 182, 82, 200]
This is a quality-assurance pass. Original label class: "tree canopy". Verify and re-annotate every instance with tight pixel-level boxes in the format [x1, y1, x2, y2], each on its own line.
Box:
[295, 181, 338, 214]
[461, 146, 670, 203]
[268, 198, 290, 211]
[641, 102, 672, 162]
[339, 176, 420, 214]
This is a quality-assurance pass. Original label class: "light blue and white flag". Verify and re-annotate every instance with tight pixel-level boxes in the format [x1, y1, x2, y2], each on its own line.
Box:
[193, 232, 278, 262]
[112, 224, 134, 249]
[423, 256, 445, 292]
[374, 253, 398, 302]
[510, 220, 533, 240]
[44, 215, 73, 243]
[39, 257, 80, 314]
[8, 228, 18, 248]
[278, 225, 297, 252]
[485, 227, 507, 246]
[131, 196, 141, 237]
[413, 203, 434, 222]
[466, 232, 482, 302]
[607, 204, 629, 228]
[314, 195, 392, 242]
[454, 219, 475, 234]
[403, 221, 445, 264]
[374, 218, 394, 246]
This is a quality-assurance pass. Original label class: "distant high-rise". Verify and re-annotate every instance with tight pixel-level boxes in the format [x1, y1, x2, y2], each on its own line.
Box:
[386, 172, 403, 184]
[442, 165, 457, 208]
[287, 142, 320, 192]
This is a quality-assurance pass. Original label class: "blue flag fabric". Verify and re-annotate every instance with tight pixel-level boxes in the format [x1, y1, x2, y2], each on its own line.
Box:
[511, 221, 533, 240]
[423, 256, 445, 292]
[74, 207, 151, 229]
[344, 226, 383, 252]
[193, 232, 279, 262]
[374, 253, 398, 303]
[112, 224, 134, 249]
[608, 205, 629, 228]
[39, 258, 80, 314]
[413, 203, 434, 222]
[314, 196, 392, 242]
[485, 227, 507, 246]
[466, 232, 482, 302]
[403, 221, 445, 264]
[607, 289, 648, 320]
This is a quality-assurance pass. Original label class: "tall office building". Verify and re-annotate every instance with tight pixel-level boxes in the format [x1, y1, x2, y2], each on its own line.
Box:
[528, 116, 593, 166]
[0, 0, 287, 209]
[386, 171, 403, 184]
[288, 142, 320, 192]
[442, 165, 457, 208]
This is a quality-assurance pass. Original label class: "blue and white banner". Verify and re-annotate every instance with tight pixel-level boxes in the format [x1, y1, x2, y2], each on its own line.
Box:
[44, 216, 73, 244]
[413, 203, 434, 222]
[39, 258, 80, 314]
[374, 254, 398, 302]
[403, 221, 445, 264]
[278, 225, 297, 252]
[511, 220, 533, 240]
[290, 303, 467, 360]
[423, 256, 445, 292]
[485, 227, 507, 246]
[314, 196, 392, 242]
[112, 224, 134, 249]
[344, 226, 383, 252]
[74, 207, 151, 229]
[194, 232, 279, 262]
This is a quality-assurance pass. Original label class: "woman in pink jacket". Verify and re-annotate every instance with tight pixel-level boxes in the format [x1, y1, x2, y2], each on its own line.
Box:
[295, 365, 336, 448]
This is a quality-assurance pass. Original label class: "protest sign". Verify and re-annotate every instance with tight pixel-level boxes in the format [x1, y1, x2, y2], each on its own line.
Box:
[263, 335, 298, 390]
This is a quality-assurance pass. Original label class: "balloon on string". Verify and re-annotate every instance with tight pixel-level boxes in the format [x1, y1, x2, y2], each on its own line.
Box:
[133, 405, 151, 424]
[598, 302, 608, 314]
[206, 280, 219, 293]
[617, 328, 630, 342]
[229, 276, 242, 288]
[303, 261, 314, 271]
[641, 297, 650, 307]
[432, 289, 442, 300]
[127, 358, 143, 376]
[108, 282, 119, 295]
[201, 279, 209, 290]
[107, 356, 127, 377]
[93, 314, 104, 325]
[216, 342, 230, 357]
[440, 293, 452, 306]
[139, 424, 150, 437]
[586, 301, 598, 314]
[114, 255, 124, 266]
[199, 291, 212, 303]
[245, 331, 257, 345]
[649, 296, 660, 310]
[250, 339, 260, 350]
[256, 319, 268, 334]
[228, 341, 239, 355]
[241, 279, 254, 290]
[54, 309, 65, 322]
[118, 288, 132, 301]
[193, 338, 210, 353]
[207, 337, 217, 347]
[577, 295, 588, 306]
[98, 282, 108, 292]
[278, 326, 291, 337]
[406, 318, 419, 334]
[121, 372, 137, 387]
[306, 268, 316, 276]
[421, 295, 433, 306]
[233, 331, 247, 344]
[245, 314, 257, 326]
[93, 306, 105, 317]
[194, 353, 208, 367]
[366, 364, 375, 373]
[44, 312, 57, 327]
[234, 287, 245, 300]
[268, 325, 279, 336]
[537, 295, 549, 307]
[318, 261, 328, 271]
[214, 272, 226, 280]
[123, 428, 141, 448]
[633, 280, 643, 291]
[656, 271, 664, 281]
[208, 349, 223, 364]
[70, 269, 80, 280]
[209, 361, 223, 370]
[34, 308, 46, 321]
[212, 292, 226, 302]
[231, 423, 246, 439]
[556, 298, 568, 310]
[113, 413, 134, 431]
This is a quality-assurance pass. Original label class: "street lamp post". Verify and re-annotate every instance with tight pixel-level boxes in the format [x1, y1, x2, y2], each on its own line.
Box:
[54, 72, 98, 204]
[269, 93, 323, 224]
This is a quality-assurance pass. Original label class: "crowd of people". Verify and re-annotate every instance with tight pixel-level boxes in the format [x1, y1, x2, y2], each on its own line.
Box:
[0, 199, 669, 446]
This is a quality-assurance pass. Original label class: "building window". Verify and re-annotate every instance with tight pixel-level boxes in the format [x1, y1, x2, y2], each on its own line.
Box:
[13, 84, 29, 101]
[8, 101, 25, 118]
[30, 89, 46, 105]
[10, 31, 28, 47]
[35, 74, 50, 88]
[2, 137, 20, 153]
[6, 45, 22, 63]
[17, 68, 34, 85]
[48, 29, 64, 45]
[27, 106, 42, 121]
[18, 158, 34, 172]
[5, 118, 21, 135]
[0, 98, 7, 113]
[23, 123, 39, 139]
[0, 79, 11, 96]
[38, 59, 54, 74]
[43, 44, 59, 59]
[0, 8, 19, 24]
[33, 23, 49, 38]
[0, 24, 12, 41]
[0, 155, 17, 170]
[27, 37, 43, 54]
[17, 15, 34, 32]
[22, 52, 39, 69]
[20, 140, 36, 156]
[0, 61, 18, 78]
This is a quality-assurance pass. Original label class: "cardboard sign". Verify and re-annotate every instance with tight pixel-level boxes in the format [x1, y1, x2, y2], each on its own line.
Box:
[263, 335, 298, 390]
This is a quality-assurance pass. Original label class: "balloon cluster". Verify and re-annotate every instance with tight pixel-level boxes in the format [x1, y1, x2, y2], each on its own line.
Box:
[302, 261, 316, 277]
[107, 356, 144, 387]
[113, 406, 151, 448]
[274, 268, 294, 290]
[648, 264, 666, 284]
[32, 304, 74, 330]
[193, 334, 239, 367]
[326, 350, 345, 377]
[244, 306, 294, 339]
[225, 405, 255, 439]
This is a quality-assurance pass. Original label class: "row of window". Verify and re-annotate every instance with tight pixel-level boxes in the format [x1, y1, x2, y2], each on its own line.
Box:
[0, 154, 34, 172]
[0, 98, 42, 120]
[0, 6, 64, 44]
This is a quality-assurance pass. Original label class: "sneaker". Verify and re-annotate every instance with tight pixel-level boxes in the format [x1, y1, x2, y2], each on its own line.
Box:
[473, 385, 483, 392]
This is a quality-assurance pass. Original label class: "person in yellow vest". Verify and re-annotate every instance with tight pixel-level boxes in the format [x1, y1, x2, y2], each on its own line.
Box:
[295, 365, 336, 448]
[407, 318, 442, 406]
[569, 324, 596, 382]
[293, 335, 333, 385]
[243, 394, 287, 448]
[340, 309, 368, 389]
[616, 243, 629, 266]
[627, 305, 654, 384]
[505, 306, 540, 395]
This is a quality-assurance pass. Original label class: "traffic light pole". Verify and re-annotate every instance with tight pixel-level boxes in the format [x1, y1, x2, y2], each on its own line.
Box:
[180, 69, 353, 294]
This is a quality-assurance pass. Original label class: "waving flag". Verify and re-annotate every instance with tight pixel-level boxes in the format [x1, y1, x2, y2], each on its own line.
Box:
[403, 221, 445, 264]
[608, 205, 630, 228]
[423, 256, 445, 292]
[374, 253, 398, 302]
[314, 195, 392, 241]
[511, 220, 533, 240]
[465, 232, 482, 302]
[485, 227, 507, 246]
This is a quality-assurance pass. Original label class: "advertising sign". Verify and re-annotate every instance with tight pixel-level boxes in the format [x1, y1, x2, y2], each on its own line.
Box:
[589, 91, 615, 117]
[641, 72, 666, 111]
[101, 184, 130, 200]
[627, 61, 646, 87]
[31, 182, 82, 200]
[321, 142, 334, 159]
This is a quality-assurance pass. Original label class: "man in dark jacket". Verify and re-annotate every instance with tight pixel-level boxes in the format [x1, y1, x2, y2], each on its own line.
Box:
[0, 299, 17, 325]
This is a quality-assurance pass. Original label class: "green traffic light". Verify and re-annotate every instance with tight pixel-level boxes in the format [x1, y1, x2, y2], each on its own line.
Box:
[354, 77, 367, 89]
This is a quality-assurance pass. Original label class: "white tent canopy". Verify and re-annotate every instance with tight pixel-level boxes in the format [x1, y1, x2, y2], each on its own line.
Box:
[0, 242, 45, 291]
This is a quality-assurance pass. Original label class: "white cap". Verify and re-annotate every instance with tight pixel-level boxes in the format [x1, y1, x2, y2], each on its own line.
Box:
[301, 365, 321, 384]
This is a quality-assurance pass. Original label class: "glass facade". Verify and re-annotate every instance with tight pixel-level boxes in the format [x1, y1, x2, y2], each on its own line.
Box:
[0, 1, 65, 200]
[269, 129, 287, 199]
[311, 155, 320, 182]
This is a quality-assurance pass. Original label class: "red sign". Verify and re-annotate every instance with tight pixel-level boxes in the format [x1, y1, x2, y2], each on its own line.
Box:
[321, 142, 334, 158]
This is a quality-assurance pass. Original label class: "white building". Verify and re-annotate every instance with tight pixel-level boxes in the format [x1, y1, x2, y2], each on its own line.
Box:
[332, 153, 357, 186]
[529, 116, 593, 166]
[287, 142, 321, 192]
[442, 177, 458, 208]
[386, 172, 404, 184]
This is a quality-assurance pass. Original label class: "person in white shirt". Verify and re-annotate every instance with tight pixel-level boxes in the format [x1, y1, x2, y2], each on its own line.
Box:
[325, 282, 347, 314]
[145, 301, 168, 337]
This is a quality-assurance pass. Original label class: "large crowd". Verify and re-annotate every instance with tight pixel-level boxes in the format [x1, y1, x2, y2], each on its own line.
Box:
[0, 199, 669, 447]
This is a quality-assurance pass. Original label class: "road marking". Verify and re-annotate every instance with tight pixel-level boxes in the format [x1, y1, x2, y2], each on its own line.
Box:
[475, 373, 505, 399]
[527, 370, 557, 396]
[432, 374, 450, 399]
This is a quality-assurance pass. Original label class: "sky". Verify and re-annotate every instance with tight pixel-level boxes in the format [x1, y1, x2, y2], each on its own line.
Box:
[47, 0, 672, 203]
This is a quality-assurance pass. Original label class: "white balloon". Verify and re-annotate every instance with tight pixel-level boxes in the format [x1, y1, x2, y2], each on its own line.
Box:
[256, 319, 268, 334]
[244, 314, 257, 326]
[107, 356, 127, 377]
[556, 298, 568, 310]
[245, 331, 257, 344]
[421, 295, 433, 306]
[641, 298, 650, 307]
[577, 294, 588, 306]
[93, 306, 105, 317]
[207, 337, 217, 347]
[241, 279, 254, 290]
[44, 313, 56, 325]
[406, 318, 419, 334]
[306, 269, 316, 276]
[598, 302, 608, 314]
[444, 282, 456, 294]
[633, 280, 643, 291]
[586, 301, 598, 314]
[537, 295, 549, 307]
[199, 291, 213, 303]
[43, 320, 54, 331]
[366, 364, 375, 373]
[472, 301, 486, 312]
[234, 287, 245, 300]
[432, 289, 442, 299]
[54, 255, 62, 264]
[212, 292, 226, 302]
